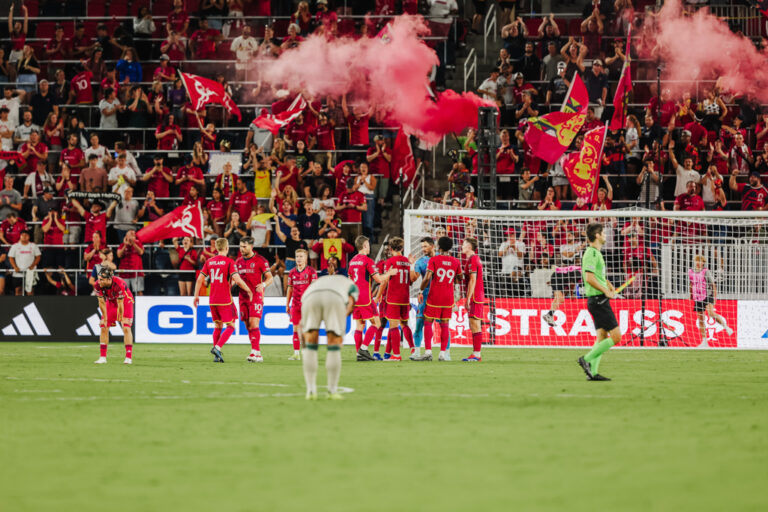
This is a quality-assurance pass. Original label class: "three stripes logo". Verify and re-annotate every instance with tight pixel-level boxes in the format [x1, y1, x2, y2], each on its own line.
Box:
[1, 303, 51, 336]
[76, 311, 123, 337]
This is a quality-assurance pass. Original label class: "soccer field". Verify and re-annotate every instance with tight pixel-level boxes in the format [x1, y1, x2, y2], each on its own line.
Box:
[1, 343, 766, 512]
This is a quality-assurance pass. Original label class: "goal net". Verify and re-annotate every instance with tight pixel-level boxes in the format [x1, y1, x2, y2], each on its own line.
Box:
[404, 202, 768, 349]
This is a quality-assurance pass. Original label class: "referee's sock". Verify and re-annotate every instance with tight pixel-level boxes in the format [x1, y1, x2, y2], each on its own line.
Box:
[303, 344, 319, 395]
[583, 338, 614, 371]
[326, 346, 342, 394]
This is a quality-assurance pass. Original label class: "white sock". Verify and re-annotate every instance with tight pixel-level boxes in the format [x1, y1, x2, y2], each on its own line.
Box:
[424, 349, 432, 355]
[326, 348, 342, 394]
[439, 350, 445, 358]
[472, 351, 481, 357]
[361, 344, 368, 350]
[302, 348, 318, 394]
[294, 349, 301, 355]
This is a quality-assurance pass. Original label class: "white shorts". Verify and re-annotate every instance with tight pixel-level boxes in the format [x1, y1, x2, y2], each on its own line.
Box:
[300, 290, 348, 337]
[125, 277, 144, 293]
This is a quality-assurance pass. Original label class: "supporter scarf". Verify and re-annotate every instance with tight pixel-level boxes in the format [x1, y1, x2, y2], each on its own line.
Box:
[0, 151, 26, 166]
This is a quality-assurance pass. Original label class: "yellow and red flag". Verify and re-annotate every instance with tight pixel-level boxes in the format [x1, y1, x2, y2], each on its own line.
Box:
[564, 124, 607, 199]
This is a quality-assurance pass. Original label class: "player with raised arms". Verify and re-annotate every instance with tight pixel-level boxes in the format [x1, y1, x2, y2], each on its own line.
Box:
[578, 223, 620, 381]
[93, 267, 135, 364]
[689, 254, 732, 347]
[194, 237, 253, 363]
[348, 235, 395, 361]
[236, 236, 273, 362]
[286, 249, 318, 361]
[300, 275, 359, 400]
[382, 236, 415, 361]
[415, 236, 461, 361]
[461, 237, 485, 362]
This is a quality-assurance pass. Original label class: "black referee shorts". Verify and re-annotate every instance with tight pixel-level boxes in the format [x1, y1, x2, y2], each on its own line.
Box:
[587, 295, 619, 332]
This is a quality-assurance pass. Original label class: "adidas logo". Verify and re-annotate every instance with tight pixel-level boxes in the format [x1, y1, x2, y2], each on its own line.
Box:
[1, 303, 51, 336]
[76, 311, 123, 337]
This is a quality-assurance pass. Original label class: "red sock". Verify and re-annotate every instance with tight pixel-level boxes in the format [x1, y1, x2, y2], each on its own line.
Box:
[472, 331, 482, 352]
[125, 344, 132, 359]
[384, 336, 391, 354]
[100, 344, 107, 357]
[354, 329, 363, 351]
[292, 331, 300, 351]
[212, 327, 222, 346]
[249, 329, 260, 351]
[363, 326, 376, 348]
[216, 326, 235, 348]
[440, 323, 450, 351]
[390, 328, 401, 356]
[375, 325, 384, 352]
[423, 321, 433, 350]
[402, 325, 414, 349]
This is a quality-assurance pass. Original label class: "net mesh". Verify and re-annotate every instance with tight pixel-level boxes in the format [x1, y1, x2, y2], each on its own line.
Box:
[404, 202, 768, 348]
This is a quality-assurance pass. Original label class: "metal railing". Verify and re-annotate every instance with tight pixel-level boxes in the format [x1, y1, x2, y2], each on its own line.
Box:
[483, 4, 497, 63]
[463, 47, 477, 92]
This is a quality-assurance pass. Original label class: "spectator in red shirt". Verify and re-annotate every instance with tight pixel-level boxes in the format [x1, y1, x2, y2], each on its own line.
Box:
[335, 177, 367, 241]
[315, 0, 338, 31]
[166, 0, 190, 36]
[69, 23, 93, 61]
[342, 94, 373, 148]
[175, 157, 205, 199]
[69, 197, 117, 243]
[537, 186, 561, 210]
[674, 180, 704, 211]
[729, 170, 768, 211]
[366, 134, 391, 199]
[591, 176, 613, 210]
[190, 17, 221, 60]
[206, 187, 227, 233]
[153, 55, 176, 82]
[496, 129, 518, 176]
[45, 25, 68, 62]
[284, 113, 311, 148]
[182, 184, 204, 209]
[141, 155, 174, 200]
[228, 177, 256, 221]
[276, 155, 300, 192]
[41, 208, 66, 269]
[311, 228, 355, 271]
[155, 114, 182, 151]
[60, 133, 86, 178]
[117, 229, 145, 295]
[0, 211, 27, 245]
[70, 66, 94, 105]
[755, 112, 768, 150]
[160, 32, 187, 64]
[647, 88, 676, 127]
[173, 236, 198, 295]
[312, 110, 336, 153]
[281, 23, 305, 51]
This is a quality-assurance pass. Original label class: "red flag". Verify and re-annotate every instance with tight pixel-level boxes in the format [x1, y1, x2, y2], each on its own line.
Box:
[136, 204, 204, 243]
[560, 72, 589, 116]
[392, 129, 416, 187]
[523, 110, 584, 164]
[609, 26, 632, 130]
[250, 94, 307, 136]
[180, 72, 241, 121]
[564, 124, 607, 199]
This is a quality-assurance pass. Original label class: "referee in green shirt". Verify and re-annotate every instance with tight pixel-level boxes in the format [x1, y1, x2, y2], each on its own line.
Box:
[578, 223, 622, 381]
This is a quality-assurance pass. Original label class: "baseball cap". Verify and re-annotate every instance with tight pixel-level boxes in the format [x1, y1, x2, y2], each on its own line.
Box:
[592, 59, 603, 67]
[505, 227, 517, 235]
[159, 54, 170, 61]
[682, 129, 692, 136]
[514, 72, 524, 79]
[43, 186, 54, 194]
[557, 61, 567, 70]
[317, 0, 328, 4]
[750, 170, 761, 177]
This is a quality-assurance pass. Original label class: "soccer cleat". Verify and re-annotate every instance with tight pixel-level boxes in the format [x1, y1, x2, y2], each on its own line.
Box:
[578, 356, 593, 379]
[373, 353, 383, 361]
[385, 355, 402, 361]
[589, 374, 612, 381]
[327, 392, 345, 400]
[247, 353, 264, 362]
[356, 348, 375, 361]
[444, 350, 451, 361]
[462, 354, 482, 362]
[306, 391, 318, 401]
[543, 311, 556, 327]
[409, 348, 420, 360]
[413, 353, 433, 361]
[288, 352, 301, 361]
[697, 340, 709, 349]
[211, 346, 224, 363]
[94, 357, 107, 364]
[438, 353, 446, 362]
[384, 353, 391, 360]
[123, 358, 132, 365]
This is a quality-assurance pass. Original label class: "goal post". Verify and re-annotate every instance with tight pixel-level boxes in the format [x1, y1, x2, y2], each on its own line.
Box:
[403, 204, 768, 349]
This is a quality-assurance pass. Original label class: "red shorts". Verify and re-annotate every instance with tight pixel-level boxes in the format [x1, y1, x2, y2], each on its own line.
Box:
[468, 301, 485, 320]
[385, 303, 410, 321]
[290, 305, 302, 326]
[353, 303, 377, 321]
[424, 304, 452, 321]
[102, 299, 134, 327]
[239, 299, 264, 323]
[210, 303, 238, 324]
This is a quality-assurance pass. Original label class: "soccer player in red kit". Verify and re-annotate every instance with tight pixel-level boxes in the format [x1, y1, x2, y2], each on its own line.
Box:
[236, 237, 272, 363]
[415, 236, 461, 362]
[383, 237, 414, 361]
[193, 238, 253, 363]
[461, 237, 485, 361]
[286, 249, 317, 360]
[349, 235, 395, 361]
[93, 268, 135, 365]
[372, 255, 389, 359]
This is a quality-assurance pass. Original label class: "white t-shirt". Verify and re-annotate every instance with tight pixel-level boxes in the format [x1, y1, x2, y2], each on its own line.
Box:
[230, 35, 259, 63]
[499, 240, 525, 273]
[8, 241, 41, 277]
[23, 172, 55, 198]
[0, 117, 17, 151]
[0, 96, 21, 126]
[428, 0, 457, 23]
[249, 216, 272, 247]
[479, 77, 498, 102]
[14, 123, 40, 148]
[108, 165, 137, 197]
[675, 164, 701, 198]
[84, 145, 109, 168]
[496, 75, 514, 105]
[99, 98, 121, 129]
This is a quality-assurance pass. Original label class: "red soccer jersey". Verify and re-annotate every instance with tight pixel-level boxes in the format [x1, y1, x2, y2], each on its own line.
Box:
[146, 166, 172, 198]
[118, 240, 144, 279]
[288, 266, 318, 307]
[71, 71, 94, 104]
[348, 115, 369, 146]
[42, 217, 64, 245]
[167, 10, 189, 33]
[315, 123, 335, 151]
[60, 147, 85, 176]
[177, 247, 198, 271]
[235, 254, 271, 301]
[384, 255, 411, 305]
[95, 276, 134, 304]
[156, 124, 180, 150]
[84, 211, 107, 244]
[276, 165, 299, 192]
[736, 184, 768, 211]
[348, 254, 378, 306]
[464, 254, 486, 304]
[229, 190, 256, 221]
[338, 190, 365, 223]
[427, 254, 461, 308]
[207, 200, 226, 226]
[176, 165, 203, 199]
[200, 255, 239, 306]
[1, 219, 27, 244]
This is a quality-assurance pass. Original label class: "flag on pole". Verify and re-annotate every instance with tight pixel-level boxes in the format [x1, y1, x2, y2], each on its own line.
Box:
[563, 124, 608, 199]
[609, 26, 633, 130]
[179, 72, 242, 121]
[250, 94, 307, 136]
[136, 204, 204, 243]
[561, 71, 589, 116]
[392, 128, 417, 186]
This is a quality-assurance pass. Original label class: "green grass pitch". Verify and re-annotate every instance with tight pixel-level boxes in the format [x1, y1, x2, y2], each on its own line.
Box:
[1, 343, 766, 512]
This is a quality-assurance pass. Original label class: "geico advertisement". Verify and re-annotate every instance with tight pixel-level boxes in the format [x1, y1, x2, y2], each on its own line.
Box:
[736, 301, 768, 349]
[135, 296, 356, 344]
